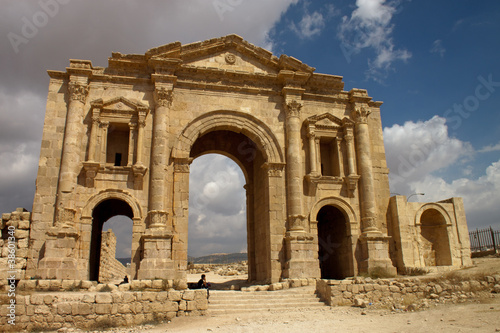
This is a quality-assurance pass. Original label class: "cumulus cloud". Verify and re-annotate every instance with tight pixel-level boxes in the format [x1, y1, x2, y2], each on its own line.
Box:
[384, 116, 499, 230]
[384, 116, 473, 195]
[338, 0, 411, 80]
[410, 160, 500, 229]
[188, 155, 246, 257]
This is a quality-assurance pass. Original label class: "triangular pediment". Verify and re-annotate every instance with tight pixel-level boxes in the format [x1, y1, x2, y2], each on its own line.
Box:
[91, 97, 148, 113]
[306, 113, 344, 129]
[146, 34, 315, 75]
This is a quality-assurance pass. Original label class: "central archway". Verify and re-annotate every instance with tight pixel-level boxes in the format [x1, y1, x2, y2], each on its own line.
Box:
[173, 111, 286, 284]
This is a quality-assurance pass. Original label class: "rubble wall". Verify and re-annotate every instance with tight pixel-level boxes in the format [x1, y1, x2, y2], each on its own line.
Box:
[316, 274, 500, 308]
[0, 208, 31, 281]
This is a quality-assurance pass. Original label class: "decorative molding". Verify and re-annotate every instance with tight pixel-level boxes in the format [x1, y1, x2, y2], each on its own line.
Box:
[68, 81, 89, 104]
[154, 87, 173, 108]
[82, 161, 100, 188]
[132, 163, 147, 190]
[345, 174, 360, 197]
[148, 210, 169, 229]
[173, 157, 193, 173]
[225, 53, 236, 64]
[262, 162, 285, 178]
[56, 207, 76, 229]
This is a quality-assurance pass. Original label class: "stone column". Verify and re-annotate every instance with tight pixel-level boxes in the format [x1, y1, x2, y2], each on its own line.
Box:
[127, 122, 136, 166]
[352, 106, 379, 234]
[147, 86, 172, 229]
[335, 137, 344, 176]
[100, 121, 109, 163]
[284, 99, 306, 231]
[307, 127, 319, 176]
[350, 95, 396, 276]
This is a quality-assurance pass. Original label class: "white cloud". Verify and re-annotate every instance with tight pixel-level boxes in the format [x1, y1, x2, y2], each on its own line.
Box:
[410, 160, 500, 229]
[430, 39, 446, 58]
[384, 116, 499, 230]
[338, 0, 411, 80]
[189, 154, 246, 257]
[479, 141, 500, 153]
[291, 11, 325, 39]
[384, 115, 473, 195]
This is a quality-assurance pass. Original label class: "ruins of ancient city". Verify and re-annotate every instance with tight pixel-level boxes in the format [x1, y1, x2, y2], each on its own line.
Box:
[2, 35, 498, 332]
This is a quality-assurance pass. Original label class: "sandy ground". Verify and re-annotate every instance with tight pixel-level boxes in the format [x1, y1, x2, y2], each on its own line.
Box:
[149, 257, 500, 333]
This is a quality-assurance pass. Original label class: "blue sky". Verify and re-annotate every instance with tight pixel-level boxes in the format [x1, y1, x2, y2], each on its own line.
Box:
[1, 0, 499, 257]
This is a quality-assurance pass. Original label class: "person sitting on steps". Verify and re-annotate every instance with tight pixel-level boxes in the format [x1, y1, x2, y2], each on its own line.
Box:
[197, 274, 210, 301]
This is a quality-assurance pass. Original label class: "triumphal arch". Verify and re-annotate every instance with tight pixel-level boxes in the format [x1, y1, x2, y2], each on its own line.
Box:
[21, 35, 472, 284]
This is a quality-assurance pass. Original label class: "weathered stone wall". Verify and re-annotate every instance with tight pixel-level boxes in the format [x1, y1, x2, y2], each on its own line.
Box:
[316, 274, 500, 308]
[0, 208, 31, 282]
[99, 230, 127, 283]
[0, 283, 207, 332]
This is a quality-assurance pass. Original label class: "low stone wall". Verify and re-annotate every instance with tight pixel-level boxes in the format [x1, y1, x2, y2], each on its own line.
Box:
[316, 274, 500, 309]
[0, 287, 208, 332]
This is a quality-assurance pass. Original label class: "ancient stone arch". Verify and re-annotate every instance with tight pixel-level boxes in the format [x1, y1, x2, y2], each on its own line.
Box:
[22, 35, 472, 283]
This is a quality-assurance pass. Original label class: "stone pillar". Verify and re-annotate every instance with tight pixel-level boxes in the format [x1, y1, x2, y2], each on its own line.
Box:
[307, 127, 319, 176]
[350, 92, 396, 276]
[127, 122, 136, 166]
[284, 99, 306, 231]
[352, 106, 379, 235]
[147, 86, 172, 228]
[39, 62, 92, 280]
[282, 99, 320, 279]
[335, 137, 344, 176]
[100, 121, 109, 163]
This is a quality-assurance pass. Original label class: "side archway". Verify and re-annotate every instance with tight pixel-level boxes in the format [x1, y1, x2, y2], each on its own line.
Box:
[309, 197, 358, 279]
[81, 189, 143, 221]
[415, 203, 453, 267]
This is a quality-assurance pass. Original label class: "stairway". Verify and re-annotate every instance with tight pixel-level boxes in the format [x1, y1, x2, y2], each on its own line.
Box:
[207, 286, 327, 315]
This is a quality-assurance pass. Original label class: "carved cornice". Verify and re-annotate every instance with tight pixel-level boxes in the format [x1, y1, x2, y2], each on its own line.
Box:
[154, 87, 173, 108]
[284, 100, 303, 118]
[68, 81, 89, 104]
[173, 157, 193, 173]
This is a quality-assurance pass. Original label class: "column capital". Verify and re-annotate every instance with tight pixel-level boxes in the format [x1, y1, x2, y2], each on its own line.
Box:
[284, 99, 303, 118]
[68, 81, 89, 104]
[351, 106, 371, 124]
[154, 86, 173, 108]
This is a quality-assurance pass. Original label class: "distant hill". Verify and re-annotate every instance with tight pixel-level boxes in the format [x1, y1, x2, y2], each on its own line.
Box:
[188, 253, 248, 264]
[116, 253, 248, 266]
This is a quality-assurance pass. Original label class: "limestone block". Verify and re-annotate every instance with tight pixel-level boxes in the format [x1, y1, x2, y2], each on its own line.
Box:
[95, 293, 112, 304]
[95, 303, 112, 314]
[182, 290, 195, 301]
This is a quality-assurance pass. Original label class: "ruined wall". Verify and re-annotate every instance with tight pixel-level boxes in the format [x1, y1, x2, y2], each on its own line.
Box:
[98, 230, 127, 283]
[0, 208, 31, 282]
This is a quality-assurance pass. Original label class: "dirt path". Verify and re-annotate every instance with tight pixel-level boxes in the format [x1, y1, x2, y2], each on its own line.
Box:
[149, 295, 500, 333]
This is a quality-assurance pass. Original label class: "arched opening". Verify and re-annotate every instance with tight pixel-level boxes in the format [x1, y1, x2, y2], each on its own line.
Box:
[188, 130, 267, 282]
[420, 209, 452, 266]
[89, 199, 133, 282]
[188, 154, 246, 259]
[317, 205, 350, 279]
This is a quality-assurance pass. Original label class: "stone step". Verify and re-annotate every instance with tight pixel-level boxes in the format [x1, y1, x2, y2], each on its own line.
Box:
[207, 286, 327, 315]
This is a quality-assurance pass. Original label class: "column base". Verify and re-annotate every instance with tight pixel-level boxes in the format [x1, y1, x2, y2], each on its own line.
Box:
[137, 228, 178, 280]
[37, 227, 81, 280]
[358, 234, 397, 277]
[283, 231, 321, 279]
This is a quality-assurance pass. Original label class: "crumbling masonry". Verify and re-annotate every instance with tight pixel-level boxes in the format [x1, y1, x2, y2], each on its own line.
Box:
[1, 35, 472, 286]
